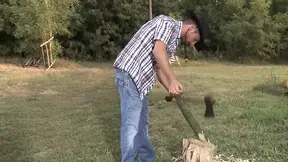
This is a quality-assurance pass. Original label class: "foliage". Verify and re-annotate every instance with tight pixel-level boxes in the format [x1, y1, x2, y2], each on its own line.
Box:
[59, 0, 148, 61]
[0, 0, 78, 57]
[0, 0, 287, 62]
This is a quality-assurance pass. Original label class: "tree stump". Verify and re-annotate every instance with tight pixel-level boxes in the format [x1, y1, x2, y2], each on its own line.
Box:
[183, 138, 216, 162]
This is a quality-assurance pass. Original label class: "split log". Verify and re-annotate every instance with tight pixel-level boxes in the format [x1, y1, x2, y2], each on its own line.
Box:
[183, 139, 216, 162]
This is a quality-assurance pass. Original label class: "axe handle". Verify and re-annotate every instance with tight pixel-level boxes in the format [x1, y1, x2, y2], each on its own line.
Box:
[165, 94, 207, 141]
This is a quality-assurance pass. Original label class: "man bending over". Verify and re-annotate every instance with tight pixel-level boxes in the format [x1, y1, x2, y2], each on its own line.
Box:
[113, 9, 209, 162]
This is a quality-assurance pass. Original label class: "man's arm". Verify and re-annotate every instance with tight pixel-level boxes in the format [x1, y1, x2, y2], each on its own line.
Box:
[156, 67, 169, 91]
[153, 40, 177, 83]
[153, 40, 183, 95]
[152, 20, 183, 95]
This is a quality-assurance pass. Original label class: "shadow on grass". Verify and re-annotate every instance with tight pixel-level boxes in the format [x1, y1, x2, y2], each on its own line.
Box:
[252, 83, 286, 97]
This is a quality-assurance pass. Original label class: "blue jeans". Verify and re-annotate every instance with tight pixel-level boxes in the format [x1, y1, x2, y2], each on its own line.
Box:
[115, 68, 156, 162]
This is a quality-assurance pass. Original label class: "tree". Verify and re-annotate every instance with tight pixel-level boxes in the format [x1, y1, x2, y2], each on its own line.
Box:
[181, 0, 288, 62]
[60, 0, 148, 61]
[0, 0, 78, 59]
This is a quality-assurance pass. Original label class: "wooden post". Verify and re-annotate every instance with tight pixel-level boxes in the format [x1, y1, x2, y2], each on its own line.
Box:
[41, 46, 46, 67]
[40, 36, 55, 70]
[149, 0, 152, 20]
[44, 0, 53, 62]
[49, 37, 53, 63]
[45, 44, 50, 67]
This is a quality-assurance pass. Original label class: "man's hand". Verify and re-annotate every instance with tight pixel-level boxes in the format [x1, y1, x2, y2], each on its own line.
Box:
[156, 68, 183, 96]
[168, 79, 183, 95]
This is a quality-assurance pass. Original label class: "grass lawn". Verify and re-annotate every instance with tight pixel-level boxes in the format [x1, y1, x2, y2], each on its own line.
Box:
[0, 59, 287, 162]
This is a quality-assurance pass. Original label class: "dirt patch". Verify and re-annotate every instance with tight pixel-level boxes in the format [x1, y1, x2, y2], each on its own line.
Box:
[0, 64, 42, 72]
[3, 82, 33, 96]
[34, 149, 55, 158]
[214, 88, 230, 93]
[0, 91, 6, 98]
[0, 61, 105, 74]
[40, 89, 59, 95]
[17, 82, 29, 86]
[5, 86, 31, 96]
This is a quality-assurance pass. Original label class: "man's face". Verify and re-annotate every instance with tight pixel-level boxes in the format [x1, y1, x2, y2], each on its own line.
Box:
[185, 26, 200, 47]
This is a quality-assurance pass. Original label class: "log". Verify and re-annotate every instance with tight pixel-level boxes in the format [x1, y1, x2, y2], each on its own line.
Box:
[183, 138, 216, 162]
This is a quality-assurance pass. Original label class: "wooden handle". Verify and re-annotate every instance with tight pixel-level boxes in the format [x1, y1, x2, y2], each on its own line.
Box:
[166, 94, 208, 142]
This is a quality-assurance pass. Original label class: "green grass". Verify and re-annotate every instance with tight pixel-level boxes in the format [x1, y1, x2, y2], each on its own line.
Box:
[0, 60, 287, 162]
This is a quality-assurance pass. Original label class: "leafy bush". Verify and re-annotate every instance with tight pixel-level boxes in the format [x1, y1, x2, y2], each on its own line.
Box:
[0, 0, 287, 62]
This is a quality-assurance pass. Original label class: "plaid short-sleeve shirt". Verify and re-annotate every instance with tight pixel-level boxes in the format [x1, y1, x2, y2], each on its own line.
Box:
[113, 15, 182, 99]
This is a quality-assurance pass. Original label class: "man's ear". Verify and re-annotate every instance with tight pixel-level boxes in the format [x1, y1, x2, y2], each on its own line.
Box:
[189, 25, 198, 33]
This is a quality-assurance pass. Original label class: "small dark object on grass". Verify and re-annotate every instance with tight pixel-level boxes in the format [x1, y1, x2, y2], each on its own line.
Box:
[204, 94, 216, 118]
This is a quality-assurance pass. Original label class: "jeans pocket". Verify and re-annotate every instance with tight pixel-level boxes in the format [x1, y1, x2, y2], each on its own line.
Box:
[115, 69, 140, 98]
[126, 78, 140, 98]
[124, 72, 134, 83]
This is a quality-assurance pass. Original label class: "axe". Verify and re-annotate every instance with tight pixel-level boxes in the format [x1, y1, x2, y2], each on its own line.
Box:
[165, 94, 215, 118]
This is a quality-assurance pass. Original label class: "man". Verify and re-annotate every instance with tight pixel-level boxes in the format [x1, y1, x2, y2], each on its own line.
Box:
[113, 9, 209, 162]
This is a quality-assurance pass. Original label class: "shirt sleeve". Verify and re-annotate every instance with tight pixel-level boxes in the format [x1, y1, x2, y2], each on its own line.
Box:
[154, 20, 174, 45]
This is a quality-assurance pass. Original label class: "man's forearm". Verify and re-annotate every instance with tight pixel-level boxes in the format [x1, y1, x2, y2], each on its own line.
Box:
[153, 43, 176, 83]
[156, 68, 170, 91]
[154, 55, 176, 83]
